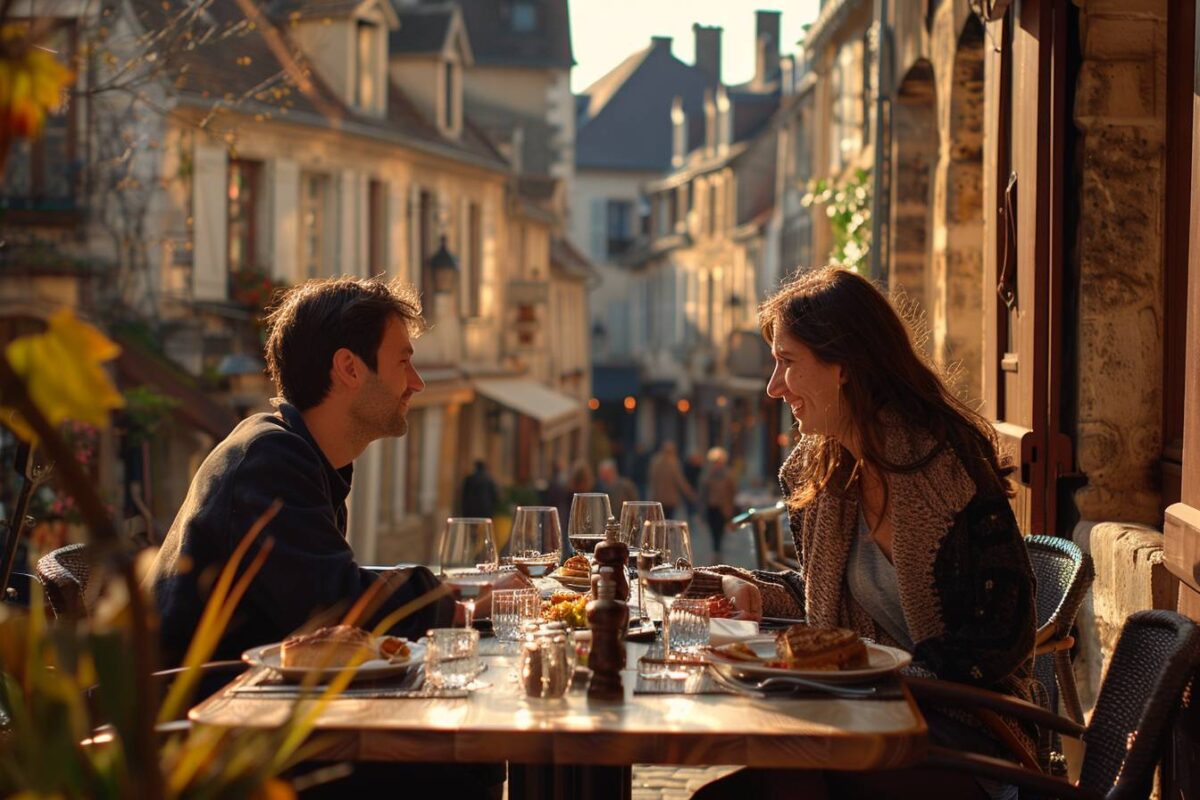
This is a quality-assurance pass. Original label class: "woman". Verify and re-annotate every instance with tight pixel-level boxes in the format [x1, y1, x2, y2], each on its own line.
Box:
[694, 267, 1037, 800]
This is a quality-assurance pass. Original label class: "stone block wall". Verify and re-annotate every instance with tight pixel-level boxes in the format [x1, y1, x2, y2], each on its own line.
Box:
[1072, 522, 1179, 713]
[1072, 0, 1168, 524]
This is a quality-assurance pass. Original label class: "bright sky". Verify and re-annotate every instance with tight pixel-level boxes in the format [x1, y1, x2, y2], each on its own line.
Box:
[568, 0, 821, 93]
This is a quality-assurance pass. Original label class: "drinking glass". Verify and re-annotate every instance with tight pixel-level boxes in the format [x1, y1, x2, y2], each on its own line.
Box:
[667, 598, 710, 655]
[509, 506, 563, 578]
[568, 493, 612, 556]
[638, 519, 694, 679]
[437, 517, 498, 628]
[425, 628, 482, 689]
[619, 501, 664, 621]
[493, 588, 540, 642]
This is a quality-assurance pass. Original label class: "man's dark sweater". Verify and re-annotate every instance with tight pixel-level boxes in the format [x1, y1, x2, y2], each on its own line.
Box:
[148, 403, 455, 666]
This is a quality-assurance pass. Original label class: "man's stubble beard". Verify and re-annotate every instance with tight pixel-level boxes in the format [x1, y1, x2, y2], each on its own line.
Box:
[352, 373, 409, 441]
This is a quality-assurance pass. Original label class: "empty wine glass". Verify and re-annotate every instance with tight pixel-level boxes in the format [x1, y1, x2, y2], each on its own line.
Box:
[509, 506, 563, 578]
[619, 501, 664, 621]
[638, 519, 694, 680]
[568, 493, 612, 556]
[437, 517, 498, 628]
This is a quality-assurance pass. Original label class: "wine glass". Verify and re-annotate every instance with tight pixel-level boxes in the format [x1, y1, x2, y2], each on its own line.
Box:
[568, 493, 612, 556]
[619, 501, 664, 621]
[638, 519, 694, 679]
[437, 517, 498, 628]
[509, 506, 562, 578]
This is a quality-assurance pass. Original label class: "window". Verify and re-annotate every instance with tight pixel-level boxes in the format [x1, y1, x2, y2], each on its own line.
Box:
[0, 21, 76, 213]
[464, 202, 483, 316]
[356, 20, 380, 111]
[300, 173, 330, 279]
[368, 179, 386, 276]
[511, 0, 537, 32]
[227, 159, 262, 275]
[709, 179, 719, 235]
[443, 61, 456, 131]
[418, 190, 436, 298]
[606, 199, 633, 257]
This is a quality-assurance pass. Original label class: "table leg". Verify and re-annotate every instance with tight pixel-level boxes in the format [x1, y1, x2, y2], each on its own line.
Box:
[508, 763, 631, 800]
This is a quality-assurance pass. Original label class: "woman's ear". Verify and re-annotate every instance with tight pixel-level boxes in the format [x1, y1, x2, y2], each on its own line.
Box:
[836, 364, 848, 386]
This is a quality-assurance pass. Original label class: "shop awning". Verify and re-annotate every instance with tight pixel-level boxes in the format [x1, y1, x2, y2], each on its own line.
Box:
[474, 378, 585, 441]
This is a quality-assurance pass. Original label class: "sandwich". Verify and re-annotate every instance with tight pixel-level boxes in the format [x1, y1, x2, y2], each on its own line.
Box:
[279, 624, 376, 669]
[708, 641, 760, 662]
[772, 624, 869, 671]
[554, 554, 591, 579]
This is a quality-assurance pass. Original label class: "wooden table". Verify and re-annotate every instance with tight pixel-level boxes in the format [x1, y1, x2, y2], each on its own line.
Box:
[190, 642, 928, 798]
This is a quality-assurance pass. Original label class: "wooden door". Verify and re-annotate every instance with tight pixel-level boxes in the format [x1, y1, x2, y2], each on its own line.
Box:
[982, 0, 1073, 535]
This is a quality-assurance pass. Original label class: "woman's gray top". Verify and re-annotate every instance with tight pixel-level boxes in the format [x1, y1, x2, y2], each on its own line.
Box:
[845, 509, 914, 651]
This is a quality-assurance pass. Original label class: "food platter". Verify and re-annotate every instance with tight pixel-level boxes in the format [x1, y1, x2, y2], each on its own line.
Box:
[705, 636, 911, 684]
[242, 639, 425, 683]
[549, 571, 592, 591]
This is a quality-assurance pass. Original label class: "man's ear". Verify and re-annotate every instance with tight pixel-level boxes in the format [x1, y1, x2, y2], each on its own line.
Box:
[330, 347, 364, 390]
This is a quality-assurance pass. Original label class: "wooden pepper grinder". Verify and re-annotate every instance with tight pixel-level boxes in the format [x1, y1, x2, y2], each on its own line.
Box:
[587, 566, 628, 701]
[592, 516, 630, 601]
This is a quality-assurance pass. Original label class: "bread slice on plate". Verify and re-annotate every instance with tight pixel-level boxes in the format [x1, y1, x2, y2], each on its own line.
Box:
[279, 625, 376, 669]
[773, 624, 869, 671]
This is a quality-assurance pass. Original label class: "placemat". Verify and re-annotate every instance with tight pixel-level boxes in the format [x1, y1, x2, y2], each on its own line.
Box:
[230, 665, 469, 699]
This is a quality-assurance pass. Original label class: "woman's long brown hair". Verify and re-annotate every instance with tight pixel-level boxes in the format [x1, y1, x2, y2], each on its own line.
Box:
[760, 267, 1014, 508]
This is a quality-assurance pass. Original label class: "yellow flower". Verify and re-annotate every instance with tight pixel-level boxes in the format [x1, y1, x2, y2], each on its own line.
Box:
[0, 28, 74, 139]
[2, 309, 124, 442]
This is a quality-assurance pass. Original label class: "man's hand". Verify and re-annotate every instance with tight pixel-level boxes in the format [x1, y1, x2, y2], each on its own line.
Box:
[472, 569, 536, 619]
[722, 575, 762, 621]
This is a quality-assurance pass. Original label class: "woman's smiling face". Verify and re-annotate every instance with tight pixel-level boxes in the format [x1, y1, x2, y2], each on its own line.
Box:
[766, 326, 847, 438]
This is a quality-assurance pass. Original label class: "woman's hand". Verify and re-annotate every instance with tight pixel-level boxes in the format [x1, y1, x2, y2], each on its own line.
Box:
[722, 575, 762, 621]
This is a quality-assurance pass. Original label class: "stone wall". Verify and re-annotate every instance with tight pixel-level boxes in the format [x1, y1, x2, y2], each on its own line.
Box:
[1073, 521, 1179, 713]
[1072, 0, 1168, 523]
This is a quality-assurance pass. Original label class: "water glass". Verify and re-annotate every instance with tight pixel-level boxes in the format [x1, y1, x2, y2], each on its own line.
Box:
[425, 628, 482, 689]
[438, 517, 498, 627]
[667, 598, 710, 655]
[492, 588, 540, 641]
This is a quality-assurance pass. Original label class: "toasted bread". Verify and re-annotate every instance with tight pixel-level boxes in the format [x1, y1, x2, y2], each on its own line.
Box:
[280, 625, 375, 669]
[774, 624, 869, 671]
[556, 554, 591, 578]
[709, 642, 760, 662]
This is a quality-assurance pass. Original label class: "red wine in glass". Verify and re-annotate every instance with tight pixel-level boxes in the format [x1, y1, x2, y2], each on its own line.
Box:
[512, 554, 558, 578]
[644, 567, 693, 600]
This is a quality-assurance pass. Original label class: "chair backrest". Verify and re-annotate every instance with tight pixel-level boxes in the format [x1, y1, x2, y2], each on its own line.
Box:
[1080, 610, 1200, 800]
[1026, 534, 1095, 637]
[35, 543, 93, 620]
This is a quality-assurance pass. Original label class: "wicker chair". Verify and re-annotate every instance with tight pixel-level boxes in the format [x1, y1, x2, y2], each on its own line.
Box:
[1026, 535, 1095, 724]
[910, 610, 1200, 799]
[36, 543, 95, 620]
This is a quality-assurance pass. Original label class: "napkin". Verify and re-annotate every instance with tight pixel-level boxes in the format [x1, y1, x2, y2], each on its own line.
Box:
[709, 618, 759, 645]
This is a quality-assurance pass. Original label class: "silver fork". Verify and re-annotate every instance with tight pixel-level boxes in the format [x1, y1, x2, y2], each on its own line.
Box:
[708, 667, 877, 699]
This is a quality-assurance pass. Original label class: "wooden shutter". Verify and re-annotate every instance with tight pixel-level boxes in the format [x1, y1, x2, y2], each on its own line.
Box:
[192, 143, 228, 301]
[983, 0, 1072, 535]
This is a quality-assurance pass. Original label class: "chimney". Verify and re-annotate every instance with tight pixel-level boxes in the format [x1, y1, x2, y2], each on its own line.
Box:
[692, 23, 722, 84]
[754, 10, 781, 87]
[650, 36, 673, 54]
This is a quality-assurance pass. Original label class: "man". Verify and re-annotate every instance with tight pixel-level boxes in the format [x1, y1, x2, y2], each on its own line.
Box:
[647, 441, 695, 519]
[460, 460, 499, 519]
[594, 458, 637, 513]
[148, 277, 520, 668]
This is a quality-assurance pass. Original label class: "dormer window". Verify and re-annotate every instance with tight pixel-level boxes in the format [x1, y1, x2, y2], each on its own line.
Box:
[443, 61, 455, 130]
[356, 20, 382, 112]
[511, 1, 537, 32]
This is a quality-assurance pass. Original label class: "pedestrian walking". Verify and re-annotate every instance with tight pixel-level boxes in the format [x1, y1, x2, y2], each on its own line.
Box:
[647, 441, 695, 519]
[460, 460, 499, 519]
[699, 447, 737, 554]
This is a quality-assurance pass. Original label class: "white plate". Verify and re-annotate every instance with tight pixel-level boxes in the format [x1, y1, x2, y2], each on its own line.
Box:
[242, 639, 426, 683]
[706, 636, 911, 683]
[550, 572, 592, 591]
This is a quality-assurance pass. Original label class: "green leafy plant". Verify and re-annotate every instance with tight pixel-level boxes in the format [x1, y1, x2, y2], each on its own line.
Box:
[801, 167, 872, 272]
[121, 386, 180, 447]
